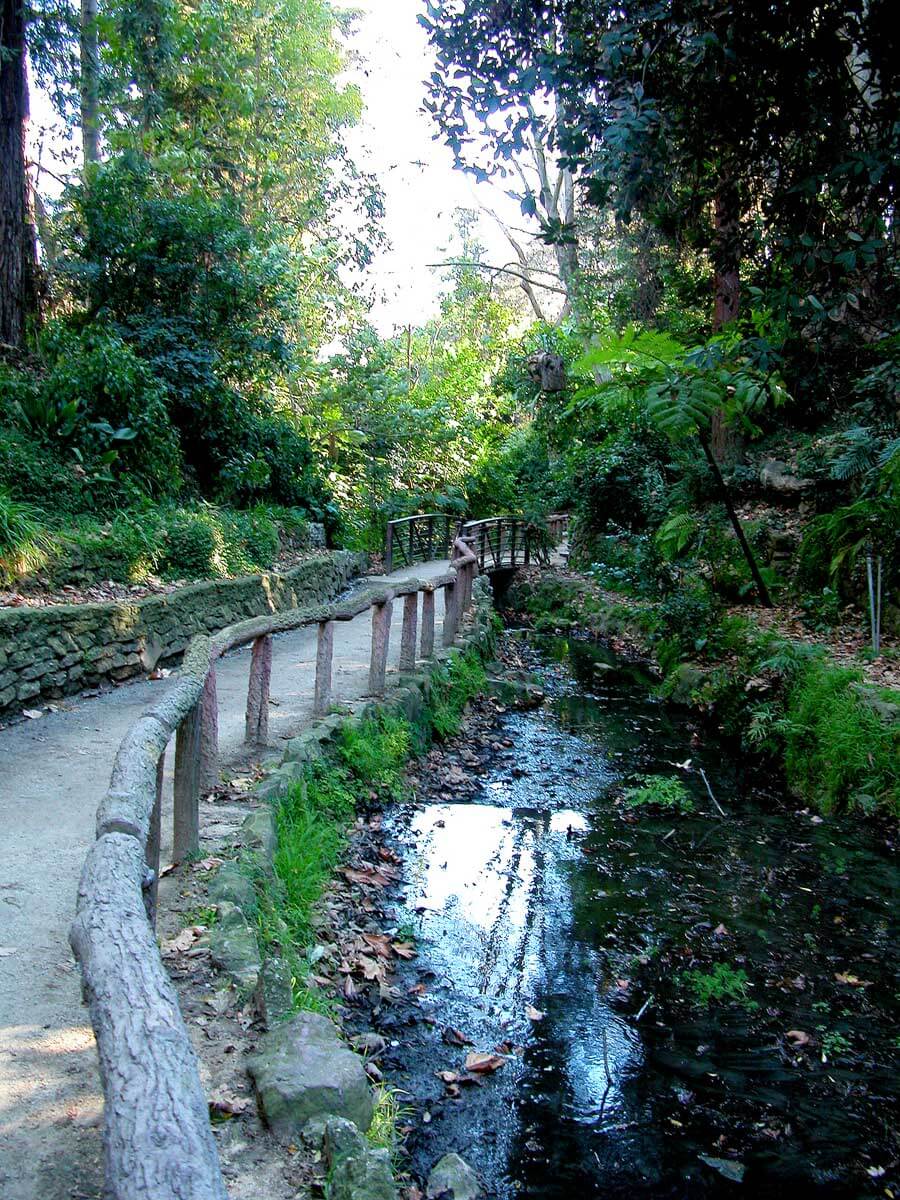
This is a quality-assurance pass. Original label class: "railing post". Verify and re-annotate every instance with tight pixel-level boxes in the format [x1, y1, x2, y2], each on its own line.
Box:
[313, 619, 335, 716]
[510, 521, 517, 567]
[245, 633, 272, 745]
[173, 702, 201, 863]
[443, 580, 458, 645]
[144, 751, 164, 924]
[386, 523, 394, 574]
[427, 515, 434, 560]
[198, 666, 218, 793]
[420, 587, 435, 659]
[369, 597, 393, 696]
[399, 591, 418, 672]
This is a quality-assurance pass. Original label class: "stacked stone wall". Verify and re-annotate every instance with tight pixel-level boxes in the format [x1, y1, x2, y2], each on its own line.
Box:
[0, 551, 366, 717]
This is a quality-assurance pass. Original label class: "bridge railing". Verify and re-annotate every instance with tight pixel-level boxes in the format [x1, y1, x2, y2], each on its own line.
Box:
[460, 513, 569, 573]
[385, 513, 460, 573]
[70, 562, 473, 1200]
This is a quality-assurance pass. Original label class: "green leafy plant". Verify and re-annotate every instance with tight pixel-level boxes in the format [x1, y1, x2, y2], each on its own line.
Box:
[0, 493, 53, 585]
[682, 963, 758, 1009]
[623, 774, 695, 813]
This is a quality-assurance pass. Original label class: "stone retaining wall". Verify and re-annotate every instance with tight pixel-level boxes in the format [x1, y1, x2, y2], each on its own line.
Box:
[0, 552, 366, 718]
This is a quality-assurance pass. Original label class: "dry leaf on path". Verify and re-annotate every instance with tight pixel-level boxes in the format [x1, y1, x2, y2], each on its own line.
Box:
[525, 1004, 544, 1021]
[392, 941, 417, 959]
[209, 1093, 249, 1117]
[443, 1026, 473, 1047]
[465, 1052, 506, 1074]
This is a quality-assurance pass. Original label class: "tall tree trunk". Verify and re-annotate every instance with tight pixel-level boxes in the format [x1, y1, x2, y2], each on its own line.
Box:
[710, 182, 742, 463]
[80, 0, 101, 165]
[0, 0, 31, 351]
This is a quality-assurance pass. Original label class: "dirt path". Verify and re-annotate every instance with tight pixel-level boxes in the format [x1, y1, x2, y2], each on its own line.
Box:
[0, 561, 449, 1200]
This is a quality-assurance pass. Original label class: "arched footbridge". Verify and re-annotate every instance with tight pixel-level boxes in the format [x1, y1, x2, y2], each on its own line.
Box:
[385, 512, 570, 575]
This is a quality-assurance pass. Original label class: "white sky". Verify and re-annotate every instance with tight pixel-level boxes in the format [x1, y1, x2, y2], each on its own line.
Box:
[342, 0, 523, 333]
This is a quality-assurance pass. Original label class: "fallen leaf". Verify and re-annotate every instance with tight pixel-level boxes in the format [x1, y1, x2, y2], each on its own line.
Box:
[342, 976, 357, 1000]
[713, 924, 729, 936]
[355, 955, 384, 982]
[464, 1052, 506, 1074]
[392, 941, 417, 959]
[22, 709, 43, 719]
[435, 1070, 459, 1084]
[699, 1155, 745, 1183]
[525, 1004, 544, 1021]
[161, 925, 205, 955]
[195, 857, 224, 872]
[443, 1026, 473, 1047]
[834, 972, 873, 987]
[209, 1093, 249, 1118]
[361, 933, 393, 959]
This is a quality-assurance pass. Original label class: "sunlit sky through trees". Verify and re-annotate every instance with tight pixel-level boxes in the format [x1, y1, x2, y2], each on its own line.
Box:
[342, 0, 524, 333]
[28, 0, 523, 336]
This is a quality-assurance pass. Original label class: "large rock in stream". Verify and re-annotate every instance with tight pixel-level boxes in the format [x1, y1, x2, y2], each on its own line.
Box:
[247, 1012, 374, 1139]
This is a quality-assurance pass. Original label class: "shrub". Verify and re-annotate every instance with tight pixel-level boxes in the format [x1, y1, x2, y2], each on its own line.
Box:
[39, 323, 183, 496]
[162, 515, 224, 578]
[62, 512, 162, 583]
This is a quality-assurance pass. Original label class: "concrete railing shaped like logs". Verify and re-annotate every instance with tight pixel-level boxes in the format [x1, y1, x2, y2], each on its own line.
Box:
[69, 548, 479, 1200]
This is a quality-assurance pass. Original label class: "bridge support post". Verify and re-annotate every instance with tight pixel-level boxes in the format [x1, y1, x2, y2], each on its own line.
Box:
[420, 588, 435, 658]
[399, 592, 418, 671]
[313, 620, 335, 716]
[173, 701, 201, 862]
[245, 634, 272, 745]
[198, 666, 218, 793]
[144, 751, 164, 924]
[443, 580, 458, 645]
[369, 598, 393, 696]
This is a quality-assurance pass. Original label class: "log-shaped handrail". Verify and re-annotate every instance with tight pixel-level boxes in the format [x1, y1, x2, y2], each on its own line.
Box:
[71, 564, 469, 1200]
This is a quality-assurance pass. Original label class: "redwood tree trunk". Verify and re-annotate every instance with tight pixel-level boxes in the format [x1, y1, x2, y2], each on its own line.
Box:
[0, 0, 31, 351]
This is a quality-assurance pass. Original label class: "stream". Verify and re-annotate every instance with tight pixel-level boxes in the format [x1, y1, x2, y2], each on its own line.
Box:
[376, 633, 898, 1198]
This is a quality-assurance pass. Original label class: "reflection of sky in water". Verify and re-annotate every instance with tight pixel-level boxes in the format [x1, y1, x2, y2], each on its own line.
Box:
[409, 805, 527, 929]
[405, 798, 641, 1127]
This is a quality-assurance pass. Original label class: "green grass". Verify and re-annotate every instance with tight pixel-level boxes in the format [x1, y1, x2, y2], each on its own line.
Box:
[0, 492, 53, 585]
[429, 651, 487, 739]
[781, 660, 900, 817]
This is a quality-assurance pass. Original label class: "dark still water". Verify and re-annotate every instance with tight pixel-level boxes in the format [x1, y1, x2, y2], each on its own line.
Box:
[380, 634, 898, 1199]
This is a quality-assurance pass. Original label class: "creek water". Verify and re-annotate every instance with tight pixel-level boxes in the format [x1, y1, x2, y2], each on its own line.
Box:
[380, 634, 898, 1199]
